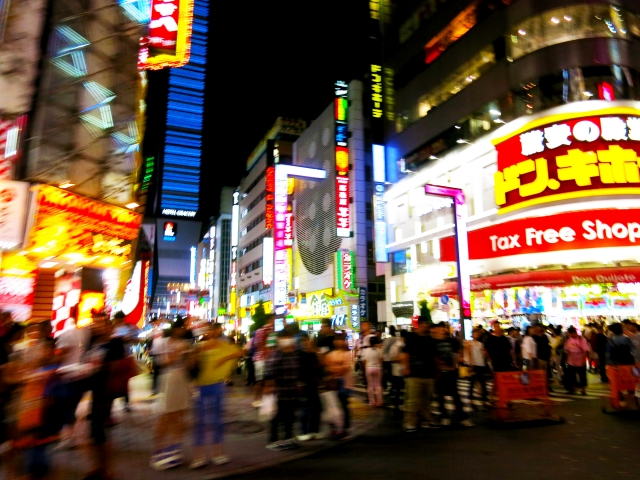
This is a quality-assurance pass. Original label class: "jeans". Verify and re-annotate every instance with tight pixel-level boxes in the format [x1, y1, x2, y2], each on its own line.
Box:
[194, 383, 225, 445]
[566, 365, 587, 392]
[271, 399, 297, 442]
[436, 370, 467, 421]
[365, 367, 383, 406]
[403, 377, 435, 428]
[390, 375, 404, 410]
[301, 387, 321, 435]
[468, 366, 489, 403]
[338, 388, 350, 431]
[382, 361, 392, 390]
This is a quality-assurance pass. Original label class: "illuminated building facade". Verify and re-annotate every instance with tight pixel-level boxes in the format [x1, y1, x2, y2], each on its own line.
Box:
[232, 118, 306, 319]
[380, 0, 640, 330]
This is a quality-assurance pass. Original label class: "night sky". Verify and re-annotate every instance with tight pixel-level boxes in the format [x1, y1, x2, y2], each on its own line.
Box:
[201, 0, 369, 218]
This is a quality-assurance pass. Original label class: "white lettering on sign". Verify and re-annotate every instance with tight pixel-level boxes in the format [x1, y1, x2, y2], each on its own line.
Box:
[489, 234, 521, 251]
[582, 220, 640, 242]
[162, 208, 196, 217]
[519, 117, 640, 156]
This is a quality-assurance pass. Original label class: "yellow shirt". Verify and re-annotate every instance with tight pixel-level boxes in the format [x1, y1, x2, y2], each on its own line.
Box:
[195, 341, 240, 386]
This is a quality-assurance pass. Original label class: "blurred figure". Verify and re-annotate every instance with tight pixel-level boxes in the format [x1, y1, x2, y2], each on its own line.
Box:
[533, 325, 551, 386]
[252, 314, 276, 408]
[264, 328, 300, 450]
[324, 333, 353, 439]
[606, 323, 635, 366]
[464, 328, 489, 408]
[149, 318, 191, 470]
[382, 325, 398, 391]
[548, 326, 564, 383]
[401, 317, 437, 432]
[297, 336, 322, 442]
[354, 321, 374, 385]
[593, 324, 609, 382]
[110, 311, 136, 412]
[621, 320, 640, 365]
[564, 326, 589, 395]
[362, 336, 383, 407]
[484, 322, 515, 373]
[388, 329, 406, 416]
[506, 327, 522, 367]
[521, 326, 537, 370]
[315, 318, 335, 354]
[432, 323, 472, 427]
[190, 324, 242, 468]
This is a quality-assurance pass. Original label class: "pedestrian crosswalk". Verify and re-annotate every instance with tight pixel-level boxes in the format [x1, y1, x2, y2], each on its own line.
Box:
[351, 377, 607, 414]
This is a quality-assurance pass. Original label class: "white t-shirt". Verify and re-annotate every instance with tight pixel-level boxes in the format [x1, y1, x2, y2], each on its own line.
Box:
[56, 327, 90, 367]
[389, 338, 405, 377]
[361, 347, 383, 369]
[522, 336, 537, 360]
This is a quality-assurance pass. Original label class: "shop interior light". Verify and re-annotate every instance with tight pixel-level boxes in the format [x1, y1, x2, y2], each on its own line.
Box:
[125, 202, 139, 209]
[457, 139, 471, 144]
[550, 17, 560, 24]
[429, 155, 439, 160]
[40, 261, 58, 268]
[583, 91, 594, 97]
[564, 16, 572, 21]
[494, 118, 506, 124]
[489, 109, 501, 116]
[517, 29, 526, 35]
[58, 182, 75, 189]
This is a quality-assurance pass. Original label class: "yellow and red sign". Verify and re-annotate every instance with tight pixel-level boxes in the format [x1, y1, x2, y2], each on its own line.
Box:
[77, 291, 106, 328]
[26, 185, 142, 267]
[138, 0, 194, 70]
[493, 107, 640, 214]
[0, 254, 38, 322]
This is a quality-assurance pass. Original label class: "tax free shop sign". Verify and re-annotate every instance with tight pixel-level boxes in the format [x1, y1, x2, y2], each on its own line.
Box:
[440, 208, 640, 262]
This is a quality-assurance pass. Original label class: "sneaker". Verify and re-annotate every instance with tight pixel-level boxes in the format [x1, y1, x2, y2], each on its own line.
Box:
[403, 425, 417, 433]
[296, 434, 313, 442]
[212, 455, 230, 465]
[190, 457, 208, 469]
[151, 451, 183, 470]
[421, 422, 440, 429]
[460, 419, 475, 428]
[439, 418, 452, 427]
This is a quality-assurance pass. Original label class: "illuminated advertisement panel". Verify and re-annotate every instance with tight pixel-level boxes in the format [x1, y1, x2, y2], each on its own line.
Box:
[336, 250, 355, 292]
[265, 166, 275, 229]
[138, 0, 194, 70]
[335, 80, 351, 238]
[373, 183, 388, 262]
[0, 254, 37, 323]
[493, 107, 640, 214]
[262, 237, 274, 286]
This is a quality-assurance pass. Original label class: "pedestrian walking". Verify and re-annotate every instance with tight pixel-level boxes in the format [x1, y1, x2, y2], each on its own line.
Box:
[252, 314, 275, 408]
[606, 323, 636, 366]
[189, 324, 243, 469]
[521, 326, 537, 370]
[297, 336, 322, 442]
[388, 330, 406, 415]
[362, 336, 383, 407]
[324, 333, 353, 439]
[464, 328, 489, 407]
[593, 324, 609, 382]
[564, 326, 589, 395]
[382, 326, 398, 391]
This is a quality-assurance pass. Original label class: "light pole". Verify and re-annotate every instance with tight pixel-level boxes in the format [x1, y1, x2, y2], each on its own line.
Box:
[423, 184, 472, 340]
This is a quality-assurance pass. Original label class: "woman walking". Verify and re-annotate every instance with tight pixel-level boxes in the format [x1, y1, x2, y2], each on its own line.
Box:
[361, 336, 384, 407]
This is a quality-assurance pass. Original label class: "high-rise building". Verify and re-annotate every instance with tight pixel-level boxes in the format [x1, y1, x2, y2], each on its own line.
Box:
[143, 0, 210, 312]
[231, 118, 306, 319]
[379, 0, 640, 330]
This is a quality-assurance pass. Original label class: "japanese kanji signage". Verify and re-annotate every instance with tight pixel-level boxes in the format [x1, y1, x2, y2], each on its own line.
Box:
[265, 166, 275, 229]
[359, 286, 367, 319]
[335, 80, 350, 237]
[370, 65, 383, 119]
[337, 250, 355, 292]
[138, 0, 194, 70]
[440, 208, 640, 261]
[493, 108, 640, 214]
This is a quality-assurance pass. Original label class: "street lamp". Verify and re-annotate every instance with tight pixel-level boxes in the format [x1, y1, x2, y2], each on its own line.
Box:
[423, 184, 472, 340]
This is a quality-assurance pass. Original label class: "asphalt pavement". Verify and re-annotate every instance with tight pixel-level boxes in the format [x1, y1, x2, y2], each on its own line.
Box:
[228, 396, 640, 480]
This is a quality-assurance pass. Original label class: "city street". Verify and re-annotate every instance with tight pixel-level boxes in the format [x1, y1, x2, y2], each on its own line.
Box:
[231, 396, 640, 480]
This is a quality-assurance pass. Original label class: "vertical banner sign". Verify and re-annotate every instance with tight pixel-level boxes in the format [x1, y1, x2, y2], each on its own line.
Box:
[265, 166, 275, 229]
[138, 0, 195, 70]
[337, 250, 355, 292]
[370, 64, 383, 119]
[273, 165, 290, 306]
[359, 286, 367, 319]
[335, 80, 351, 238]
[384, 67, 395, 122]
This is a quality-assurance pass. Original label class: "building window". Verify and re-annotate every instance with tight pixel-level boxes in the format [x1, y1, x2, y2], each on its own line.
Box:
[508, 5, 640, 61]
[391, 250, 408, 276]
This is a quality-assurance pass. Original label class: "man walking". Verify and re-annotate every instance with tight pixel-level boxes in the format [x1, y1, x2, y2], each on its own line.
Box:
[401, 317, 438, 432]
[564, 326, 589, 395]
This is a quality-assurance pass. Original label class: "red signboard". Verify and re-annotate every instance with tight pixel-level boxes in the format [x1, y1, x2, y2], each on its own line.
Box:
[441, 208, 640, 262]
[284, 212, 293, 246]
[139, 0, 194, 70]
[430, 266, 640, 297]
[493, 370, 548, 408]
[493, 110, 640, 214]
[336, 176, 350, 237]
[265, 166, 275, 229]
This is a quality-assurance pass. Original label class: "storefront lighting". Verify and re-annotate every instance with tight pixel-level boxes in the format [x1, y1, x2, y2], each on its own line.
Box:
[489, 109, 501, 116]
[550, 17, 560, 24]
[564, 16, 572, 21]
[494, 119, 505, 124]
[125, 202, 139, 209]
[58, 182, 75, 189]
[40, 261, 58, 268]
[429, 155, 439, 160]
[457, 139, 471, 144]
[583, 91, 594, 97]
[517, 29, 526, 35]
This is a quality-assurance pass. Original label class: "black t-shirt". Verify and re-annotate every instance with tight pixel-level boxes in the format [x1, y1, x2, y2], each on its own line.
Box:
[402, 333, 437, 378]
[484, 335, 513, 372]
[316, 334, 335, 353]
[298, 351, 322, 387]
[534, 334, 551, 361]
[434, 337, 460, 370]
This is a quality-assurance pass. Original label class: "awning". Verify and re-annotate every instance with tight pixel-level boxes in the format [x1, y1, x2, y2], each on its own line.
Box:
[428, 266, 640, 297]
[391, 301, 415, 318]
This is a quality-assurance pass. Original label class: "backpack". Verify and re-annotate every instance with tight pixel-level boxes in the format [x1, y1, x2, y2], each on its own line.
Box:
[607, 338, 635, 365]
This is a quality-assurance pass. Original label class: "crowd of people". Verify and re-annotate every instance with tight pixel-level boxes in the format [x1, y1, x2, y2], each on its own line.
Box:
[1, 307, 639, 479]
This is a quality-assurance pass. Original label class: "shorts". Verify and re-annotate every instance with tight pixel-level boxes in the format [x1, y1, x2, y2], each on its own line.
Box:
[254, 360, 265, 382]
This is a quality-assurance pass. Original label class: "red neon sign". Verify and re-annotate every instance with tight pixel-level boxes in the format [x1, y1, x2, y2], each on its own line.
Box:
[336, 176, 350, 237]
[265, 166, 275, 229]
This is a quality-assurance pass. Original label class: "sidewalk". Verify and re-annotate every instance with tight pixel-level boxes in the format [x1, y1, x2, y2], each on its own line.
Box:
[47, 374, 383, 480]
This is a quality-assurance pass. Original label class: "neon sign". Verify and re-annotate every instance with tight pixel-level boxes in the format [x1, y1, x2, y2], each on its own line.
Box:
[265, 166, 275, 229]
[493, 108, 640, 214]
[138, 0, 194, 70]
[335, 80, 351, 238]
[370, 65, 383, 119]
